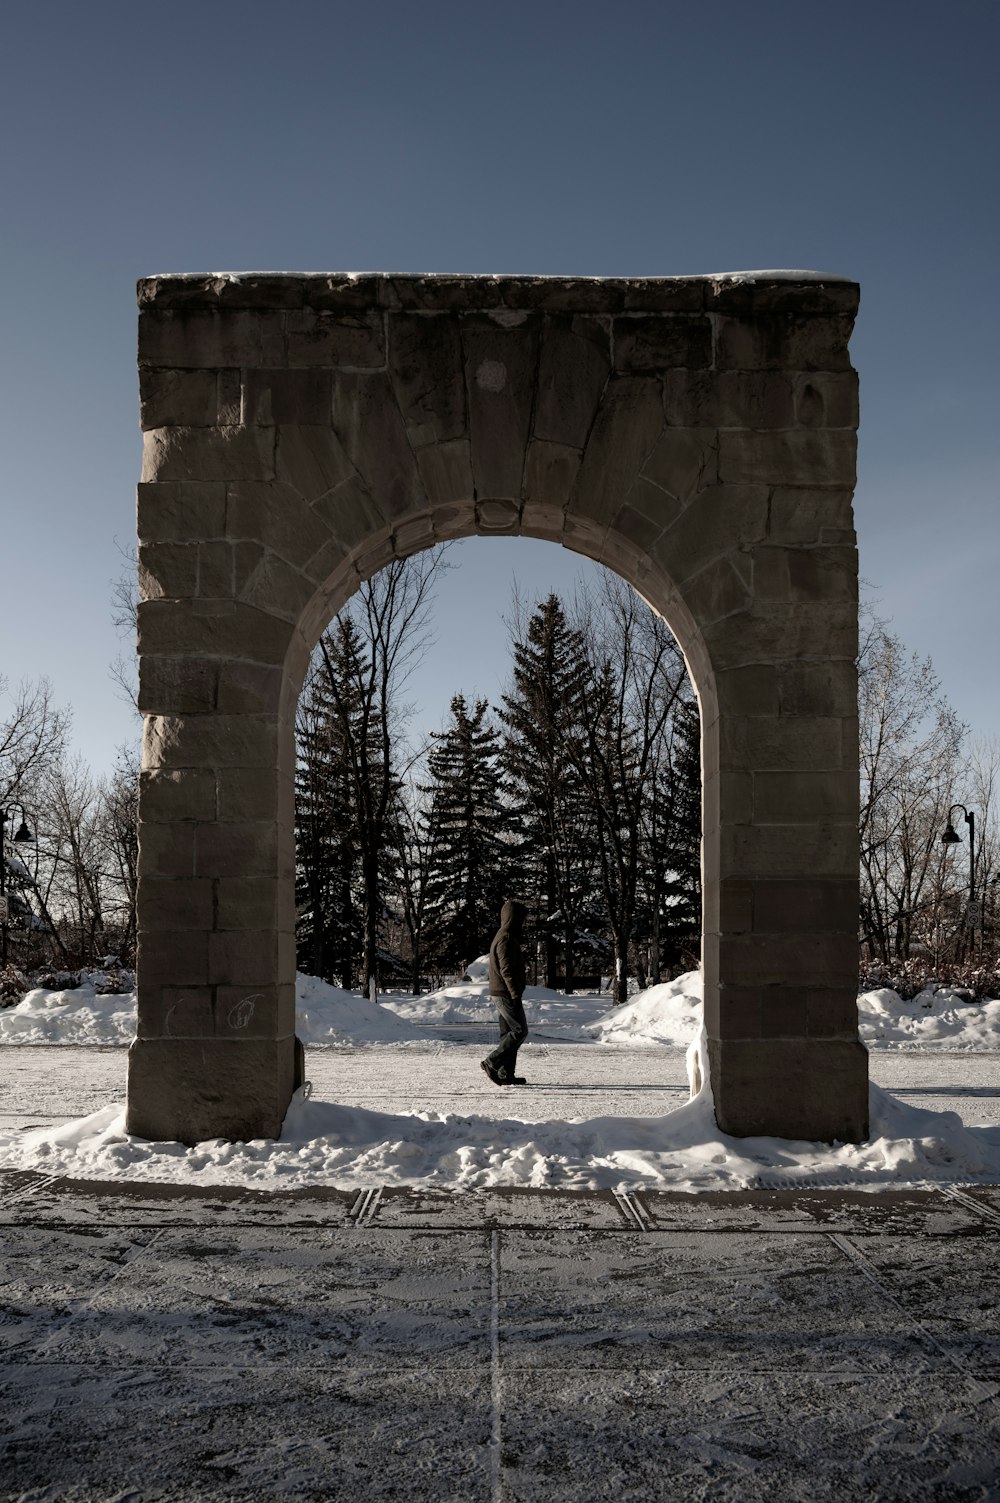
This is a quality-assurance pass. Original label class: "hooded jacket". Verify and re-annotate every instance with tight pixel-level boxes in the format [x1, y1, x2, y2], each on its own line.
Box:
[488, 899, 527, 1001]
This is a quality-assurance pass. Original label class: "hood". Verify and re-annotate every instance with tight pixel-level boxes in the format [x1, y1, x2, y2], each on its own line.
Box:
[499, 899, 527, 932]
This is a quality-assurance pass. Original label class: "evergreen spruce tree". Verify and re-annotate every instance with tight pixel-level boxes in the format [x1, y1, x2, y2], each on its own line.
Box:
[422, 695, 512, 973]
[501, 594, 595, 989]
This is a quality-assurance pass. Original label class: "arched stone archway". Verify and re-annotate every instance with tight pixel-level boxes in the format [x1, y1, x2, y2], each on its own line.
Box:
[127, 271, 868, 1147]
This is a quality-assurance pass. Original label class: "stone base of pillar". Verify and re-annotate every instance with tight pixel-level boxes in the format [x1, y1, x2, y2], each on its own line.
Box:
[125, 1037, 296, 1146]
[708, 1037, 870, 1142]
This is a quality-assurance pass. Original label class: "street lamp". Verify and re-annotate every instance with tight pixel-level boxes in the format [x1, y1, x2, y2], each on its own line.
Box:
[0, 805, 36, 968]
[942, 803, 976, 956]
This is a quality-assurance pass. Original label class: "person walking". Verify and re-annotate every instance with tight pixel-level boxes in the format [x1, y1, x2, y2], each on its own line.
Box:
[481, 898, 529, 1086]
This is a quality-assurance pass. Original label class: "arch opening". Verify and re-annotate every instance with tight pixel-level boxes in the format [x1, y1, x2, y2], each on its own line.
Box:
[128, 271, 868, 1147]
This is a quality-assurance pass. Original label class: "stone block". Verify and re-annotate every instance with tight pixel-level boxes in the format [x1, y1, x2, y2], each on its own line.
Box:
[524, 440, 581, 512]
[137, 876, 214, 931]
[664, 369, 795, 429]
[758, 989, 808, 1038]
[215, 661, 285, 715]
[311, 475, 388, 556]
[140, 368, 221, 429]
[275, 425, 355, 501]
[714, 313, 855, 371]
[137, 542, 198, 601]
[416, 439, 474, 504]
[138, 655, 217, 716]
[702, 600, 860, 668]
[612, 314, 711, 372]
[194, 540, 238, 599]
[284, 308, 384, 368]
[721, 932, 857, 989]
[462, 315, 541, 498]
[722, 714, 845, 772]
[706, 278, 859, 317]
[388, 313, 467, 445]
[792, 371, 859, 429]
[137, 928, 209, 987]
[194, 821, 282, 879]
[138, 308, 284, 369]
[533, 316, 610, 448]
[721, 820, 859, 880]
[214, 876, 281, 931]
[215, 984, 296, 1039]
[768, 488, 856, 546]
[716, 985, 762, 1039]
[777, 661, 857, 718]
[717, 770, 753, 826]
[144, 713, 278, 771]
[641, 427, 718, 501]
[682, 559, 751, 624]
[719, 879, 755, 934]
[331, 370, 428, 519]
[142, 426, 276, 484]
[751, 877, 859, 935]
[137, 481, 226, 543]
[137, 821, 197, 878]
[708, 1036, 868, 1141]
[622, 278, 706, 312]
[136, 987, 215, 1041]
[137, 599, 294, 665]
[208, 929, 279, 987]
[215, 765, 279, 822]
[238, 550, 316, 623]
[139, 767, 217, 823]
[753, 770, 858, 822]
[226, 481, 332, 570]
[753, 545, 858, 606]
[126, 1036, 296, 1144]
[244, 369, 333, 425]
[806, 988, 862, 1039]
[569, 376, 664, 524]
[654, 485, 769, 587]
[715, 663, 779, 717]
[718, 429, 856, 488]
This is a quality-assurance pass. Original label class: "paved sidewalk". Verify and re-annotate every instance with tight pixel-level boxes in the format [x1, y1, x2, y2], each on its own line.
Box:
[3, 1170, 1000, 1501]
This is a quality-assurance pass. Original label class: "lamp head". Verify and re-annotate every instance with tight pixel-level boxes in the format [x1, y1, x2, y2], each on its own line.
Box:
[12, 820, 33, 843]
[942, 823, 962, 845]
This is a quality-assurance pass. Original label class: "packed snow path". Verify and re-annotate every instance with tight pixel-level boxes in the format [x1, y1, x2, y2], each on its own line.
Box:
[2, 1169, 1000, 1501]
[4, 1042, 1000, 1135]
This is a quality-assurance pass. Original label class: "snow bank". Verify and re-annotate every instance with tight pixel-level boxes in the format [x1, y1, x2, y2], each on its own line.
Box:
[587, 972, 702, 1047]
[0, 980, 137, 1045]
[4, 1068, 999, 1194]
[858, 986, 1000, 1049]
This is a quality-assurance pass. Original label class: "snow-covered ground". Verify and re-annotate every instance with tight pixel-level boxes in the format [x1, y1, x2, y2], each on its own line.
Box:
[2, 962, 1000, 1193]
[4, 966, 999, 1051]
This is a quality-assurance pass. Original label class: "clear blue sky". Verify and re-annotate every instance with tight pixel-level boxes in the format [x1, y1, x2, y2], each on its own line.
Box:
[2, 0, 997, 772]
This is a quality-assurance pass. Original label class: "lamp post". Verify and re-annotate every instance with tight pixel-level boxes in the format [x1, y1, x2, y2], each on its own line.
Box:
[941, 804, 976, 957]
[0, 805, 36, 968]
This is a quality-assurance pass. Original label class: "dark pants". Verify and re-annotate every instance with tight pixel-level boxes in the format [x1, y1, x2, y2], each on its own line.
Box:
[485, 994, 528, 1082]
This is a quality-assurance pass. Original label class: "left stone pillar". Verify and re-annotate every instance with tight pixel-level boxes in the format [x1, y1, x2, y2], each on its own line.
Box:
[126, 294, 300, 1144]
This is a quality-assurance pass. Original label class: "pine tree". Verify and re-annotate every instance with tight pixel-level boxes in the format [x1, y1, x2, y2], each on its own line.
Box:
[501, 594, 596, 989]
[422, 695, 513, 973]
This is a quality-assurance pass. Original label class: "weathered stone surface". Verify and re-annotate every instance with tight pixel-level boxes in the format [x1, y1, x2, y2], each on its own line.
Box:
[569, 377, 664, 523]
[143, 426, 275, 485]
[137, 481, 226, 543]
[613, 315, 712, 372]
[284, 308, 384, 368]
[243, 369, 333, 425]
[415, 439, 474, 504]
[275, 425, 355, 501]
[132, 270, 865, 1148]
[533, 316, 610, 448]
[140, 369, 223, 429]
[332, 370, 428, 518]
[138, 308, 285, 369]
[126, 1037, 295, 1144]
[709, 1037, 868, 1141]
[718, 429, 856, 487]
[388, 313, 467, 446]
[714, 313, 856, 371]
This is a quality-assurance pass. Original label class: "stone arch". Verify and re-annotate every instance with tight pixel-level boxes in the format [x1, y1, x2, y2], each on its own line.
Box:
[127, 272, 868, 1147]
